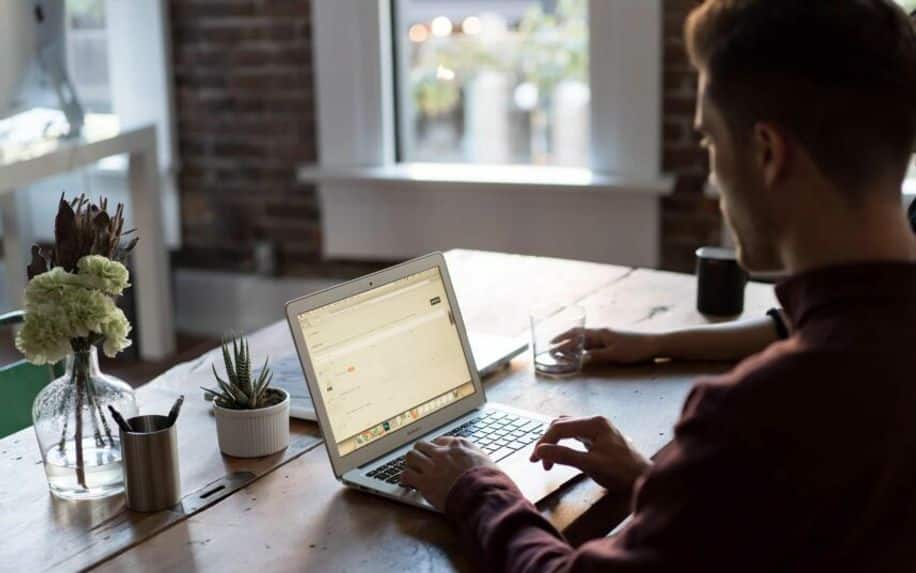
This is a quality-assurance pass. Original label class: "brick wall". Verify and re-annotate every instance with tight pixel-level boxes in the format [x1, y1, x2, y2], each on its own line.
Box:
[660, 0, 722, 272]
[169, 0, 322, 275]
[168, 0, 715, 275]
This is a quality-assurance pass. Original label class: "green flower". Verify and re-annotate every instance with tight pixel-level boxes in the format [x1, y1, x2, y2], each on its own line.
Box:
[99, 306, 132, 358]
[23, 267, 83, 305]
[16, 263, 133, 364]
[77, 255, 130, 296]
[14, 310, 73, 365]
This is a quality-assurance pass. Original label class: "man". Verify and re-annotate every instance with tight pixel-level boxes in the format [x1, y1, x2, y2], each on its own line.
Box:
[401, 1, 916, 571]
[910, 196, 916, 231]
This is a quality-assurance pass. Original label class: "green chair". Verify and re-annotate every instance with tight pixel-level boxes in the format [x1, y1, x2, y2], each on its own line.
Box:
[0, 311, 64, 439]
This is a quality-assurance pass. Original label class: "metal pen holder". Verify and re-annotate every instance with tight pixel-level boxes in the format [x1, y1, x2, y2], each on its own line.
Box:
[120, 415, 181, 512]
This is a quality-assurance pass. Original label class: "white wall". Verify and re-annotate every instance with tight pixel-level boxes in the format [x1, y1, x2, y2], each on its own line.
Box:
[321, 186, 659, 267]
[311, 0, 669, 267]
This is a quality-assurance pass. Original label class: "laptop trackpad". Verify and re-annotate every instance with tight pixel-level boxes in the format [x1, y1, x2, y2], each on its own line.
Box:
[500, 442, 585, 504]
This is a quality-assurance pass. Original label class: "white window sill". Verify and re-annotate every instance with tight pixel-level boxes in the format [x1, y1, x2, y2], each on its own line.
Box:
[297, 163, 674, 196]
[706, 177, 916, 204]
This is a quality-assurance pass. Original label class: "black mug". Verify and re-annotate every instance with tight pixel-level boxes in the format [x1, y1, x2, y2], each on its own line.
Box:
[695, 247, 747, 316]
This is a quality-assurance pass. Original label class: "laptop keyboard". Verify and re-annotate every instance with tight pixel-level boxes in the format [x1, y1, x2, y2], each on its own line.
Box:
[366, 410, 547, 486]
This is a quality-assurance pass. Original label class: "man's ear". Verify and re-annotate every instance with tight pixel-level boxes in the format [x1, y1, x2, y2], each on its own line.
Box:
[752, 122, 788, 188]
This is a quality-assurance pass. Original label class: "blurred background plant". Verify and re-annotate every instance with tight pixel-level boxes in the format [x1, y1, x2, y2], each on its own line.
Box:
[896, 0, 915, 13]
[398, 0, 590, 166]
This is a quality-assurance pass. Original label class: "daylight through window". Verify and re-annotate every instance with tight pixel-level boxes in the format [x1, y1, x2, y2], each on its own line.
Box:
[395, 0, 590, 167]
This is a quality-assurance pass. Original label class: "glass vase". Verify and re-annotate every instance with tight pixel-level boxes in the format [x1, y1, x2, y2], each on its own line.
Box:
[32, 346, 137, 500]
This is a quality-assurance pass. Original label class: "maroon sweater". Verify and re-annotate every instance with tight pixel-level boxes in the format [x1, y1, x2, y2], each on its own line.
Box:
[446, 262, 916, 572]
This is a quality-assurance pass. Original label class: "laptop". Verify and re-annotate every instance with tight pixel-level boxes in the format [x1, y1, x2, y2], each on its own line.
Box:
[285, 252, 581, 510]
[270, 334, 527, 423]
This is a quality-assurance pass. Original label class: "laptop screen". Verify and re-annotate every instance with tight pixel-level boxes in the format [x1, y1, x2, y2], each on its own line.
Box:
[296, 267, 477, 457]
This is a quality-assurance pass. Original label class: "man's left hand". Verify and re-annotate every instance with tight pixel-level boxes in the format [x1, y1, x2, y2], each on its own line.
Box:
[400, 437, 497, 511]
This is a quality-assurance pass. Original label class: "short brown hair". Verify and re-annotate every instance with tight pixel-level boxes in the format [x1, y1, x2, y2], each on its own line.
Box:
[686, 0, 916, 195]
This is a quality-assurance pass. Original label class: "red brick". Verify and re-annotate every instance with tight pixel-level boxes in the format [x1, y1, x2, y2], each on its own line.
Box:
[173, 0, 715, 275]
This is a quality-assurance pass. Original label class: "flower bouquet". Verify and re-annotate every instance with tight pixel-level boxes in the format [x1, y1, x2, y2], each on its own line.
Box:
[18, 194, 140, 500]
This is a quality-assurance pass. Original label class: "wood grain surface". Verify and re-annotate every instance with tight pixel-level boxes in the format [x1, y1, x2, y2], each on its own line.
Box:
[88, 250, 777, 572]
[0, 322, 322, 573]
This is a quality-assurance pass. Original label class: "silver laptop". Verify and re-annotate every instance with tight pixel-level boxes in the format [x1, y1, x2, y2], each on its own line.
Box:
[270, 334, 527, 422]
[285, 252, 581, 511]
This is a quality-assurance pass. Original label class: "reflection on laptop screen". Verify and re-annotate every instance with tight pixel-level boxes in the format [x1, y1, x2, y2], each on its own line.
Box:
[297, 268, 476, 457]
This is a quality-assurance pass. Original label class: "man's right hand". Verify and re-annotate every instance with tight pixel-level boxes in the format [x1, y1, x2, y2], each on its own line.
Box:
[530, 416, 650, 494]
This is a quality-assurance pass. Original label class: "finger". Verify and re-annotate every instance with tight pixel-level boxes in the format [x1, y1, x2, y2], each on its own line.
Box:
[532, 416, 609, 459]
[551, 328, 599, 350]
[550, 338, 584, 355]
[550, 327, 585, 344]
[531, 414, 573, 465]
[583, 347, 619, 365]
[415, 440, 443, 456]
[405, 449, 434, 472]
[432, 436, 459, 447]
[451, 437, 474, 449]
[455, 437, 484, 452]
[534, 443, 592, 471]
[550, 347, 582, 361]
[400, 467, 423, 488]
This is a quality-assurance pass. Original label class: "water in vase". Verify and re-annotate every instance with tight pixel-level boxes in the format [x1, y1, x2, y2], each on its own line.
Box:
[43, 437, 124, 500]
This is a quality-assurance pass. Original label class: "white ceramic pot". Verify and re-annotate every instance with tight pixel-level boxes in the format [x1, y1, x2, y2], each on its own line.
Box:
[213, 390, 290, 458]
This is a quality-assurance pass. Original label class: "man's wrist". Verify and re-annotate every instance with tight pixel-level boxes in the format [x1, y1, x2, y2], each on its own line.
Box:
[650, 331, 671, 359]
[444, 466, 519, 520]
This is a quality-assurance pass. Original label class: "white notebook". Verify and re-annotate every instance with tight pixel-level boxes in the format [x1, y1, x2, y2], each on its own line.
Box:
[270, 354, 318, 421]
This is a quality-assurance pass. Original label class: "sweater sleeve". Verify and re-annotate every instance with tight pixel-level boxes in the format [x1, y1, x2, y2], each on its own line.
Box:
[442, 380, 793, 573]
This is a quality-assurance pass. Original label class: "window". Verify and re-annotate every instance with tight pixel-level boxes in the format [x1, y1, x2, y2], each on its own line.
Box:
[894, 0, 916, 13]
[65, 0, 111, 113]
[394, 0, 590, 167]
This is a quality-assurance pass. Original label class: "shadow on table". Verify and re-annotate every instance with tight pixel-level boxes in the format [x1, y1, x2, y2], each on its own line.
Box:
[549, 359, 735, 384]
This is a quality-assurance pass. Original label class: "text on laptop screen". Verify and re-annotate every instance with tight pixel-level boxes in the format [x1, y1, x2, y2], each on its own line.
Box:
[297, 268, 476, 457]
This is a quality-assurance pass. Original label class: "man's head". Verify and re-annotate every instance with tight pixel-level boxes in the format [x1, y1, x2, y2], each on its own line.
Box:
[686, 0, 916, 272]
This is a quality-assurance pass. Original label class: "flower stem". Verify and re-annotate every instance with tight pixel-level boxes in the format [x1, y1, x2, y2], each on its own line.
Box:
[71, 350, 91, 490]
[86, 377, 115, 447]
[73, 373, 87, 489]
[57, 383, 73, 453]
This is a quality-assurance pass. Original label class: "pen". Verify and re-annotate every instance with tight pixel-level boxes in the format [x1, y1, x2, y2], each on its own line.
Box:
[108, 405, 133, 433]
[167, 395, 184, 427]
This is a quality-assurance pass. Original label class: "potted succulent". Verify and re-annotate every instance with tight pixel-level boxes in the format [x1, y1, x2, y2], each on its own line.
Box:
[201, 337, 289, 458]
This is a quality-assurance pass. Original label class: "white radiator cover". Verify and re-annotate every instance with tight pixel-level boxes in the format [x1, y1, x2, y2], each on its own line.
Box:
[319, 184, 661, 267]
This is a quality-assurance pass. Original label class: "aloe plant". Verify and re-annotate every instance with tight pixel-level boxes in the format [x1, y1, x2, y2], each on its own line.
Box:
[201, 337, 281, 410]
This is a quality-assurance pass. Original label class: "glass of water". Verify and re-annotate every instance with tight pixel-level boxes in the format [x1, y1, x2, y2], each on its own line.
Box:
[530, 304, 586, 376]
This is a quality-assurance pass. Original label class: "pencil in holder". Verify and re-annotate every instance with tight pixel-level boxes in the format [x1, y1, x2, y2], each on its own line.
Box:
[120, 415, 181, 512]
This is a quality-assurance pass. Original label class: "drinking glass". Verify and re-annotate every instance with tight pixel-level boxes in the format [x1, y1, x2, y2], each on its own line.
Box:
[529, 304, 586, 376]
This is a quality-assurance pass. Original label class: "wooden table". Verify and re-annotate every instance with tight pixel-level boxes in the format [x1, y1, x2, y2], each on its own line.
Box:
[0, 114, 175, 359]
[0, 250, 777, 572]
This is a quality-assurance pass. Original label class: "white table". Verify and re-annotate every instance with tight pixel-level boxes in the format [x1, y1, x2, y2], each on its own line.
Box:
[0, 114, 175, 360]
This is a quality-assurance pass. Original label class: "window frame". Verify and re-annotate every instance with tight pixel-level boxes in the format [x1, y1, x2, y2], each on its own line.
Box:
[311, 0, 665, 183]
[307, 0, 671, 267]
[391, 0, 594, 168]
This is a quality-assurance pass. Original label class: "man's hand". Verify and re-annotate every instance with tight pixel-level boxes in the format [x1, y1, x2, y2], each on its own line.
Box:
[400, 436, 498, 511]
[552, 328, 661, 366]
[531, 416, 650, 494]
